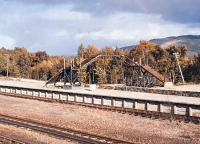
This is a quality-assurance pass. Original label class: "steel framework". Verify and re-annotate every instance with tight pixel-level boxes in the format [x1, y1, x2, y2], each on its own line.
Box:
[46, 55, 166, 87]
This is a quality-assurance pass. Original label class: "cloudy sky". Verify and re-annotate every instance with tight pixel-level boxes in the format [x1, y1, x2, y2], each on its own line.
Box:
[0, 0, 200, 55]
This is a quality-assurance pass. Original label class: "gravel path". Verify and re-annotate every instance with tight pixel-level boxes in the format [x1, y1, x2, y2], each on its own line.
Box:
[0, 95, 199, 144]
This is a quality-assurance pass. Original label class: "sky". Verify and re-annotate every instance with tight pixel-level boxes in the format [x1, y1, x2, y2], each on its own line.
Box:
[0, 0, 200, 55]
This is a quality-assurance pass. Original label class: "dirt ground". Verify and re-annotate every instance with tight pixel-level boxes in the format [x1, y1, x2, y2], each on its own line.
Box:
[0, 95, 199, 144]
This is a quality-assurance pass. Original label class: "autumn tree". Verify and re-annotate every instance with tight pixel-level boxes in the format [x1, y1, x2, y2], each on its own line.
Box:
[11, 48, 31, 78]
[0, 53, 7, 76]
[77, 43, 84, 58]
[183, 54, 200, 83]
[79, 45, 100, 84]
[129, 40, 158, 65]
[109, 48, 128, 84]
[76, 44, 85, 67]
[94, 47, 114, 84]
[31, 51, 49, 67]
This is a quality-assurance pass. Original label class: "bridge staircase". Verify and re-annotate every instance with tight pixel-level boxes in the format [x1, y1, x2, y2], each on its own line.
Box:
[142, 65, 166, 83]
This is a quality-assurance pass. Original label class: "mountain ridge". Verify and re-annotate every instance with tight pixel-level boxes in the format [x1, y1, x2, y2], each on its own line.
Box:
[121, 35, 200, 54]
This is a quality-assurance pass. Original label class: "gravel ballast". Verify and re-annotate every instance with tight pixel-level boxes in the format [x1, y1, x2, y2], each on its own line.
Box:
[0, 95, 199, 144]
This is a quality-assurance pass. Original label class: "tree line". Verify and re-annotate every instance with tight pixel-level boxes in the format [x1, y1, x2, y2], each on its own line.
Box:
[0, 47, 67, 80]
[0, 41, 199, 84]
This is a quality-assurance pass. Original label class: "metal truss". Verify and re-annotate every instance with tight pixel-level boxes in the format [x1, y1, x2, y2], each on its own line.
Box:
[46, 55, 166, 87]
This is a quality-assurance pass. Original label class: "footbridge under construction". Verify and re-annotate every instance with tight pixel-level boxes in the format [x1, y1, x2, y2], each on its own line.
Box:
[45, 54, 167, 88]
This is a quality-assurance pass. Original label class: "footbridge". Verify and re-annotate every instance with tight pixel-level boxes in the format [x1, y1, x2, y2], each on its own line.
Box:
[46, 55, 167, 87]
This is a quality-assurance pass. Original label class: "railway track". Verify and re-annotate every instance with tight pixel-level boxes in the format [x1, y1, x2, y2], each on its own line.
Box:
[0, 114, 134, 144]
[0, 91, 200, 124]
[0, 135, 25, 144]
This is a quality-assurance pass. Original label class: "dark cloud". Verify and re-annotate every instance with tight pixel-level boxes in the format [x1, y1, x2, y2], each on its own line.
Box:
[140, 0, 200, 23]
[10, 0, 200, 23]
[73, 0, 200, 23]
[6, 0, 68, 5]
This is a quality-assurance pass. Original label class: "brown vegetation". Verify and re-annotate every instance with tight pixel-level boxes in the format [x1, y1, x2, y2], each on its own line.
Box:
[0, 41, 199, 83]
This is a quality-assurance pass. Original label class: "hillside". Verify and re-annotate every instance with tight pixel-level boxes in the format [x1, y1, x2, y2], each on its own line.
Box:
[121, 35, 200, 54]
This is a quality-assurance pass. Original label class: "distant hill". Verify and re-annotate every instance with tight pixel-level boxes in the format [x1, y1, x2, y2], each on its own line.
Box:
[120, 45, 136, 51]
[121, 35, 200, 55]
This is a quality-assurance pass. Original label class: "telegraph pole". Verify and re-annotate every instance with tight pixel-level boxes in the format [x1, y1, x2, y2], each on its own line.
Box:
[6, 55, 9, 78]
[79, 59, 82, 86]
[70, 58, 74, 88]
[4, 54, 9, 78]
[173, 52, 185, 84]
[63, 57, 66, 86]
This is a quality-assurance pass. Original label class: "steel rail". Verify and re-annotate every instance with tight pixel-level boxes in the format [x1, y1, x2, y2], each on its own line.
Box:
[0, 114, 134, 144]
[0, 135, 25, 144]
